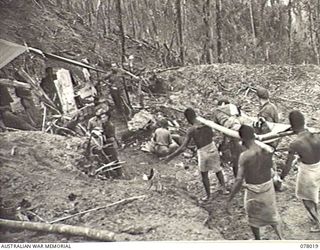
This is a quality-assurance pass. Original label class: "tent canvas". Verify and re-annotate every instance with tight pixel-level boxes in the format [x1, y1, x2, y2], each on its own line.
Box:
[0, 39, 27, 69]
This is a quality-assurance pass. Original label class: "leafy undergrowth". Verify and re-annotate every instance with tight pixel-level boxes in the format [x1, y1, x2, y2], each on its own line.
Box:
[159, 64, 320, 126]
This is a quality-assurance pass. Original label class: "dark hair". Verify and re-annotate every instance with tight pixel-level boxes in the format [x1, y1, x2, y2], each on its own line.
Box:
[159, 119, 168, 128]
[184, 108, 196, 124]
[256, 87, 269, 99]
[289, 110, 305, 131]
[239, 125, 255, 141]
[217, 99, 230, 106]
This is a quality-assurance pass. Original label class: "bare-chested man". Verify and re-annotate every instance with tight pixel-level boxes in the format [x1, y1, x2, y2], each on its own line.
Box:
[226, 125, 283, 240]
[150, 119, 179, 157]
[280, 110, 320, 232]
[165, 108, 229, 202]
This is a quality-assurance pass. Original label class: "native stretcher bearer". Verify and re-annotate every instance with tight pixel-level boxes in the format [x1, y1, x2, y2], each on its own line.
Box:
[280, 110, 320, 232]
[165, 108, 229, 202]
[226, 125, 283, 240]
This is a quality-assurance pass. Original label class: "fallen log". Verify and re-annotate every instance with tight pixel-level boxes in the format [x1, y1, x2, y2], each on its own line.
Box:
[196, 116, 274, 153]
[0, 218, 115, 241]
[49, 195, 146, 224]
[0, 79, 31, 89]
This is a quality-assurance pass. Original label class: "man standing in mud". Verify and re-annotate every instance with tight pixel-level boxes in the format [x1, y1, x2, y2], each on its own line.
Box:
[226, 125, 283, 240]
[280, 110, 320, 232]
[164, 108, 229, 202]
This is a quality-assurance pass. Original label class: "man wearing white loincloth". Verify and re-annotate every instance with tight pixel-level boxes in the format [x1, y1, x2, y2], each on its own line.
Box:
[226, 125, 283, 240]
[165, 108, 229, 202]
[280, 110, 320, 232]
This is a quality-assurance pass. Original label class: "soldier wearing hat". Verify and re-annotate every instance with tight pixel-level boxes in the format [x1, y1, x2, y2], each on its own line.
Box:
[255, 87, 282, 191]
[256, 87, 279, 131]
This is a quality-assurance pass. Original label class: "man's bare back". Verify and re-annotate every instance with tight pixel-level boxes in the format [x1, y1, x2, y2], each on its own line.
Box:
[240, 144, 272, 185]
[290, 131, 320, 164]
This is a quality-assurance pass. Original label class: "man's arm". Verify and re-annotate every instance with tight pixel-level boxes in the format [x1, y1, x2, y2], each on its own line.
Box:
[226, 154, 245, 213]
[164, 129, 192, 162]
[280, 143, 296, 180]
[228, 156, 245, 202]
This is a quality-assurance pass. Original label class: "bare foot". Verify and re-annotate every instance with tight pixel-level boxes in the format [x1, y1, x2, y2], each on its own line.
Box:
[200, 196, 210, 202]
[310, 225, 320, 233]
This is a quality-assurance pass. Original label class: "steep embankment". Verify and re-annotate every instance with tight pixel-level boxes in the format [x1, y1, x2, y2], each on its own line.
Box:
[0, 0, 159, 78]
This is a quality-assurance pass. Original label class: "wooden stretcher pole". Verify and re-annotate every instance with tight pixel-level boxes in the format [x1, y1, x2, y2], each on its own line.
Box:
[196, 116, 274, 153]
[257, 131, 294, 142]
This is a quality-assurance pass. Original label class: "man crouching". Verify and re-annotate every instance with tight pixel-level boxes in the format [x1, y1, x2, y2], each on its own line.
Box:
[226, 125, 283, 240]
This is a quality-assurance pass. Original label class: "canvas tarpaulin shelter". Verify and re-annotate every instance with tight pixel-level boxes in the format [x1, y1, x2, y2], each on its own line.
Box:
[0, 39, 107, 73]
[0, 39, 27, 69]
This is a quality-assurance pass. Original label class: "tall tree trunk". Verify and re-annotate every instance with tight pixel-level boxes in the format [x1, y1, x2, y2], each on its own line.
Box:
[100, 2, 107, 37]
[66, 0, 72, 11]
[317, 0, 320, 64]
[260, 0, 267, 62]
[86, 0, 93, 27]
[215, 0, 222, 63]
[107, 0, 112, 35]
[287, 0, 292, 64]
[116, 0, 126, 65]
[203, 0, 213, 64]
[307, 3, 320, 64]
[249, 0, 257, 63]
[176, 0, 185, 66]
[129, 0, 137, 39]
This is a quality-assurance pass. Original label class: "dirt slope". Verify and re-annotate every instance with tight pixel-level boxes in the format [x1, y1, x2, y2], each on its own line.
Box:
[159, 64, 320, 125]
[0, 131, 222, 242]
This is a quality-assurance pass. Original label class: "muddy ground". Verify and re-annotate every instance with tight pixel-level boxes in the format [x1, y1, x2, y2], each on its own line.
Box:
[1, 63, 320, 242]
[1, 63, 320, 241]
[1, 0, 320, 242]
[0, 128, 319, 242]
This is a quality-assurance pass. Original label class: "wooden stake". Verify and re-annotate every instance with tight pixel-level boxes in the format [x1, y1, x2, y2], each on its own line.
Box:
[42, 106, 47, 132]
[49, 195, 146, 224]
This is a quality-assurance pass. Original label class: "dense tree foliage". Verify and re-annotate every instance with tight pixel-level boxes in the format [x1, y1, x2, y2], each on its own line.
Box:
[12, 0, 320, 65]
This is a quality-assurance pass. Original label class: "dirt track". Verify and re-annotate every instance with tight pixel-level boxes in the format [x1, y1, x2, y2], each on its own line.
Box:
[1, 128, 319, 242]
[2, 63, 320, 242]
[0, 131, 222, 242]
[1, 0, 320, 243]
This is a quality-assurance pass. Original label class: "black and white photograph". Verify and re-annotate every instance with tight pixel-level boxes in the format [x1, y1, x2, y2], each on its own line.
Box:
[0, 0, 320, 245]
